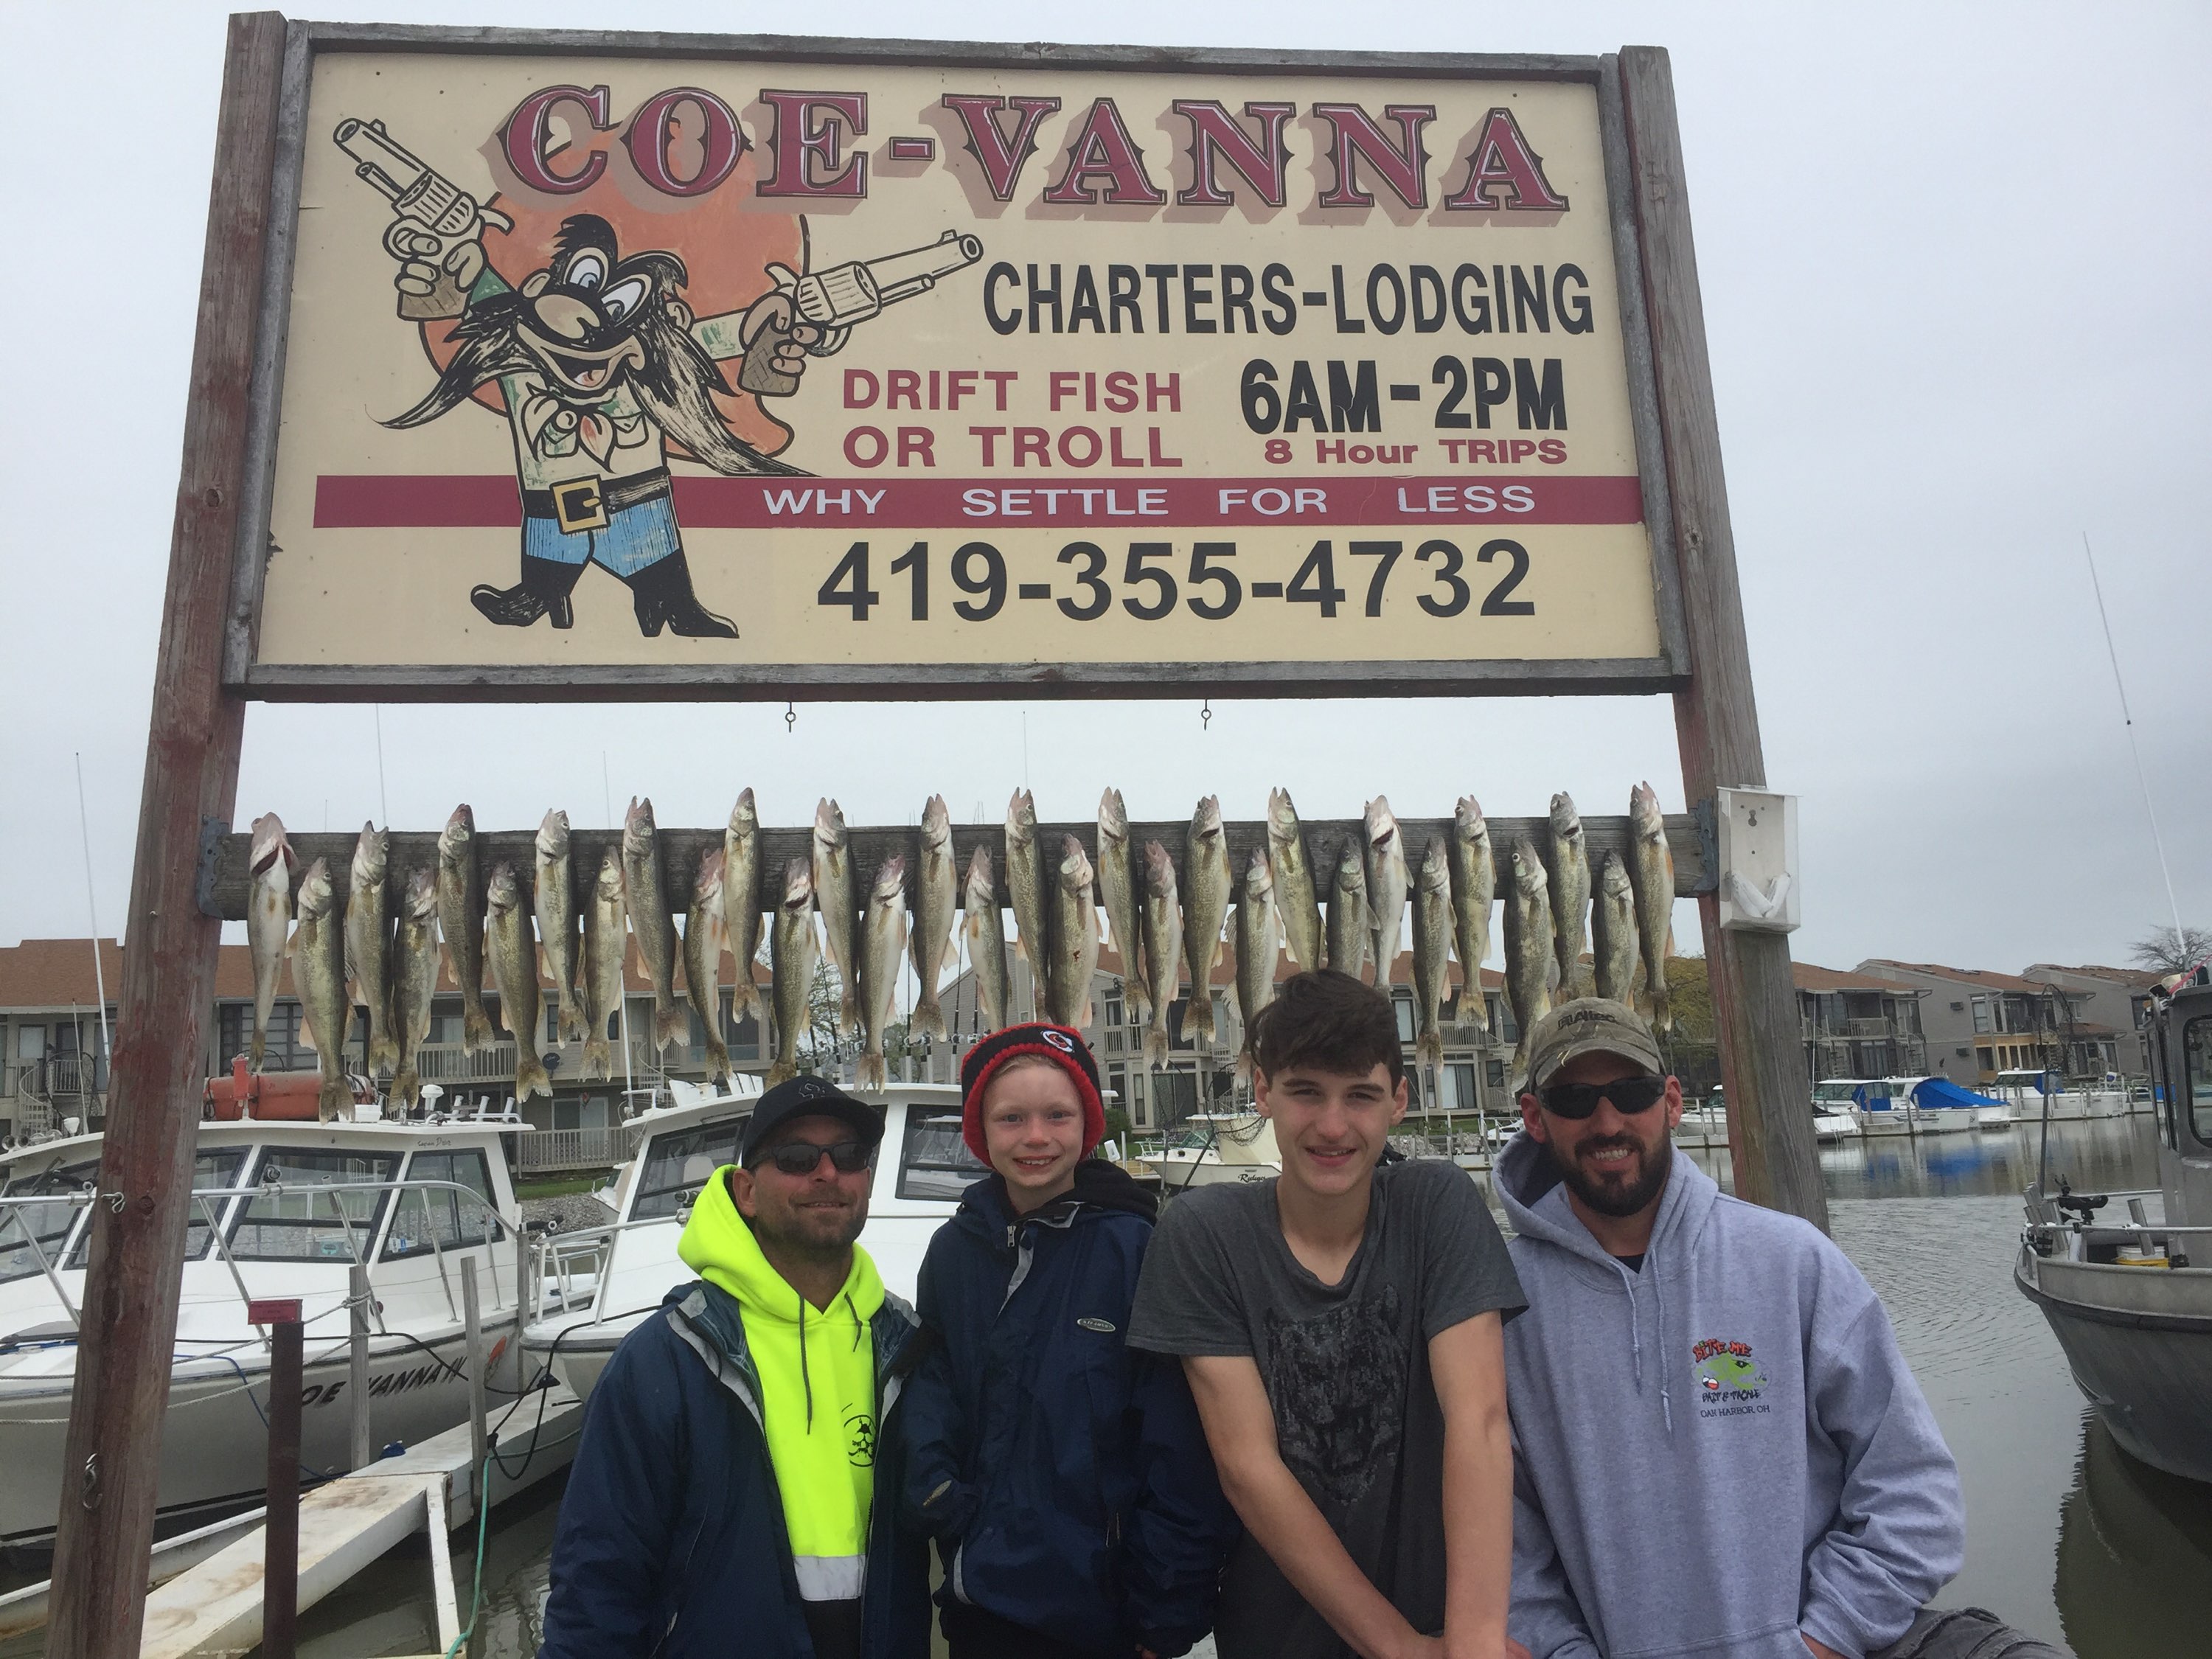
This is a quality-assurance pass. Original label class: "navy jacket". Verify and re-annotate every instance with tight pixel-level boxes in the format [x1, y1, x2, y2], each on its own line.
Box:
[902, 1161, 1235, 1657]
[540, 1278, 932, 1659]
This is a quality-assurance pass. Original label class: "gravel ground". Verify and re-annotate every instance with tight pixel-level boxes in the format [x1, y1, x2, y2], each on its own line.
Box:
[521, 1191, 618, 1233]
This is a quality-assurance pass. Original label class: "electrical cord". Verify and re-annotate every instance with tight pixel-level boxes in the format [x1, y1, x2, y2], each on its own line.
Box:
[445, 1446, 495, 1659]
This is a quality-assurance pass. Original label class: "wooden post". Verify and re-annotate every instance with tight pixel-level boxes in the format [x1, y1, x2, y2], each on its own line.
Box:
[45, 15, 287, 1655]
[349, 1265, 372, 1471]
[1617, 46, 1828, 1229]
[257, 1300, 304, 1659]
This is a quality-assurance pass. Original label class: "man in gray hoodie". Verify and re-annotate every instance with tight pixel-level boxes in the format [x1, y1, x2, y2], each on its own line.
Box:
[1497, 998, 1967, 1659]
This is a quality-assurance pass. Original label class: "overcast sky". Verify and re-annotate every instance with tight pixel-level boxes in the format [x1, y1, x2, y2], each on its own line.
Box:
[3, 0, 2205, 981]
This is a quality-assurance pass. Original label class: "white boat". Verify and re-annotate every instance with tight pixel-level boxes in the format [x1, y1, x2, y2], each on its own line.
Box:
[1146, 1113, 1282, 1190]
[1891, 1077, 1978, 1135]
[1992, 1069, 2129, 1123]
[1808, 1082, 1863, 1142]
[520, 1080, 965, 1403]
[0, 1097, 530, 1559]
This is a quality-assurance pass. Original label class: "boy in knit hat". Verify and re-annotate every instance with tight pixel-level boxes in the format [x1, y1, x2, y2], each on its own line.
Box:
[902, 1023, 1237, 1659]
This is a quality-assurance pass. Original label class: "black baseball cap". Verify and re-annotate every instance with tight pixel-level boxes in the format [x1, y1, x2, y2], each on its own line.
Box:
[740, 1075, 886, 1167]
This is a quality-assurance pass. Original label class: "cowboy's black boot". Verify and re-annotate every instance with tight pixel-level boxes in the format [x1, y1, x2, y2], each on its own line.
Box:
[470, 554, 584, 628]
[623, 550, 738, 639]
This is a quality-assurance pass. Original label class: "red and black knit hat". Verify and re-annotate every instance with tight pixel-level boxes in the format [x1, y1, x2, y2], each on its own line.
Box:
[959, 1023, 1106, 1162]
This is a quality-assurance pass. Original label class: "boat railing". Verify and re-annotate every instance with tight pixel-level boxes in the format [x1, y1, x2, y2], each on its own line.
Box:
[1, 1176, 530, 1350]
[527, 1203, 696, 1328]
[2021, 1183, 2211, 1263]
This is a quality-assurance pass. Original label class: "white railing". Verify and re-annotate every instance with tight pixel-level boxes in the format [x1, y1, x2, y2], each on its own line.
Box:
[515, 1126, 628, 1173]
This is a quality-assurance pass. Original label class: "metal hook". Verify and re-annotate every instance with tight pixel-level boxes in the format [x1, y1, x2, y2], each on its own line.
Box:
[1200, 699, 1212, 732]
[785, 701, 797, 735]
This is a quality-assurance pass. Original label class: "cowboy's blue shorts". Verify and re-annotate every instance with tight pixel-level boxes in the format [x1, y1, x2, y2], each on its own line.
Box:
[523, 492, 680, 577]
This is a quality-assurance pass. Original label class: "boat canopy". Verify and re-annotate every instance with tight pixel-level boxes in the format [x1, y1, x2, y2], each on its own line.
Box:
[1912, 1077, 2006, 1111]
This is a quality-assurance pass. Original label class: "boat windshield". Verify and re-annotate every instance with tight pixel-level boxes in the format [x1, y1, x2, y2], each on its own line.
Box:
[633, 1114, 747, 1220]
[383, 1147, 504, 1259]
[229, 1147, 400, 1262]
[897, 1110, 987, 1201]
[1, 1158, 100, 1285]
[1812, 1082, 1860, 1107]
[62, 1148, 249, 1269]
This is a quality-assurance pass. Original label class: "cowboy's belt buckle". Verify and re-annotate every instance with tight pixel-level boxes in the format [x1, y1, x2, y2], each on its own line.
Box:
[552, 479, 610, 534]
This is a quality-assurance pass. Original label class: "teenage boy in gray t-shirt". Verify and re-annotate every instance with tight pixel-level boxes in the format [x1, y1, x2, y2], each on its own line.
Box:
[1130, 970, 1525, 1659]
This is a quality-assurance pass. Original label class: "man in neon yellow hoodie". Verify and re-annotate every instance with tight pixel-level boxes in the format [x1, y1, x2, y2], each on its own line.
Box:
[543, 1077, 931, 1658]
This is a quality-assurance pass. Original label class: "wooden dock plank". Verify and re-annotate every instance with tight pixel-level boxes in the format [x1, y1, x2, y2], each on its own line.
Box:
[138, 1479, 426, 1659]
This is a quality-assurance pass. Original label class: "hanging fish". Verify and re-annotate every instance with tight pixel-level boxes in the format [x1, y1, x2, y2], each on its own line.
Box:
[345, 824, 397, 1074]
[1363, 796, 1410, 989]
[962, 845, 1011, 1037]
[535, 810, 586, 1043]
[389, 869, 440, 1113]
[1593, 849, 1639, 1006]
[813, 798, 859, 1035]
[1545, 792, 1593, 1000]
[1141, 841, 1182, 1070]
[290, 858, 353, 1122]
[683, 848, 732, 1086]
[1503, 840, 1556, 1088]
[580, 848, 627, 1082]
[246, 813, 296, 1072]
[858, 855, 908, 1091]
[1267, 788, 1323, 975]
[1181, 797, 1231, 1046]
[1628, 782, 1677, 1033]
[724, 790, 765, 1028]
[768, 858, 818, 1086]
[1233, 849, 1280, 1085]
[1004, 789, 1049, 1015]
[1098, 787, 1148, 1023]
[436, 804, 493, 1054]
[486, 861, 552, 1104]
[1326, 836, 1369, 983]
[1447, 798, 1496, 1035]
[1046, 835, 1101, 1029]
[911, 796, 959, 1041]
[1412, 839, 1453, 1076]
[622, 797, 686, 1052]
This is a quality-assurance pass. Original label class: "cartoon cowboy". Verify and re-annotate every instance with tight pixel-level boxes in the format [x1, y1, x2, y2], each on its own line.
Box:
[381, 212, 816, 639]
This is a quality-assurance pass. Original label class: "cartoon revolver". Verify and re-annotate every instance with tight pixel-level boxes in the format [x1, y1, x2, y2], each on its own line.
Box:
[334, 119, 514, 321]
[737, 230, 984, 395]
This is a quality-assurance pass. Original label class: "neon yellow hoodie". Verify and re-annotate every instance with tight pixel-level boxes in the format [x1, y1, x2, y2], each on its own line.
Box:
[678, 1169, 884, 1601]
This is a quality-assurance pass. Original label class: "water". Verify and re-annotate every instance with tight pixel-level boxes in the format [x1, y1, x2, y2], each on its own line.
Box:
[20, 1118, 2212, 1656]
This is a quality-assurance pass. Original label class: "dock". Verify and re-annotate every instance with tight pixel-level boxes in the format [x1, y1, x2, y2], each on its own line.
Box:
[0, 1382, 583, 1656]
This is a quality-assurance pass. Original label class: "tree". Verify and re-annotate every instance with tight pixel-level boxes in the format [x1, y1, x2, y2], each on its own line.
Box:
[2127, 925, 2212, 975]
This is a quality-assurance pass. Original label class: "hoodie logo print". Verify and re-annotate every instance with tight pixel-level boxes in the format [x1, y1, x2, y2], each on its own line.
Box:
[1692, 1338, 1768, 1407]
[845, 1408, 877, 1466]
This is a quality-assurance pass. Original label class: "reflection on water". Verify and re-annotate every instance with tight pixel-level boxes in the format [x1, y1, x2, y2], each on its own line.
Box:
[32, 1118, 2199, 1658]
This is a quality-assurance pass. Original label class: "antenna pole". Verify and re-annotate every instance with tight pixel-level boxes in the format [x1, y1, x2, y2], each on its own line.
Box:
[2082, 534, 2186, 945]
[73, 754, 112, 1101]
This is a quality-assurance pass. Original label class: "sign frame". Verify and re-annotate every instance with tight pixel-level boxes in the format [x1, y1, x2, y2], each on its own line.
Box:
[221, 24, 1691, 702]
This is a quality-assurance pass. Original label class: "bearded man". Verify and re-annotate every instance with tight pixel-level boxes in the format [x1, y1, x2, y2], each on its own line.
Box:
[1496, 999, 2013, 1659]
[541, 1077, 930, 1658]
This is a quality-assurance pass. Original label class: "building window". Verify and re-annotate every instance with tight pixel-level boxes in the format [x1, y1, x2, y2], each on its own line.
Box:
[1391, 991, 1416, 1044]
[1485, 1058, 1506, 1089]
[1971, 997, 1991, 1034]
[1104, 995, 1123, 1029]
[1977, 1047, 1994, 1071]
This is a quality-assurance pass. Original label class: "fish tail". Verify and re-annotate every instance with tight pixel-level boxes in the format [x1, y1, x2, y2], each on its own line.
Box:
[1417, 1031, 1443, 1072]
[582, 1035, 610, 1079]
[516, 1055, 553, 1103]
[249, 1034, 265, 1073]
[464, 1006, 495, 1054]
[911, 998, 947, 1041]
[1234, 1051, 1253, 1086]
[655, 1006, 687, 1051]
[559, 1002, 589, 1043]
[1127, 980, 1152, 1020]
[767, 1056, 797, 1086]
[857, 1052, 885, 1092]
[320, 1077, 354, 1122]
[734, 981, 763, 1023]
[393, 1067, 420, 1108]
[1454, 988, 1482, 1026]
[705, 1039, 731, 1087]
[1146, 1027, 1167, 1070]
[840, 988, 860, 1037]
[368, 1034, 400, 1074]
[1651, 984, 1674, 1036]
[1186, 991, 1215, 1044]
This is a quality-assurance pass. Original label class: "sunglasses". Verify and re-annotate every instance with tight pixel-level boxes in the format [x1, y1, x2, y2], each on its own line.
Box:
[753, 1139, 873, 1177]
[1539, 1076, 1668, 1119]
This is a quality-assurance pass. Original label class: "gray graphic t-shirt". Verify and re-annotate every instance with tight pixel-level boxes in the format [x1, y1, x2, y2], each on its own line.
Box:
[1128, 1158, 1525, 1659]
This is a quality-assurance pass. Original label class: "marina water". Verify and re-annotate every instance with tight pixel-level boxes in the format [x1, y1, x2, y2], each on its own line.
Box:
[13, 1117, 2205, 1658]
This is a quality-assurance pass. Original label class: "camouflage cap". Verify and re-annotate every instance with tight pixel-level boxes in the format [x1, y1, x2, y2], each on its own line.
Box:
[1523, 997, 1666, 1093]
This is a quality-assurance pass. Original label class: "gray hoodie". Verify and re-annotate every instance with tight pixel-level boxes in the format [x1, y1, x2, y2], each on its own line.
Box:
[1495, 1134, 1963, 1659]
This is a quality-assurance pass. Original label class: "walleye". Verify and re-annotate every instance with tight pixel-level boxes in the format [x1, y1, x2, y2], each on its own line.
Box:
[911, 796, 959, 1040]
[1502, 840, 1557, 1085]
[344, 824, 396, 1073]
[485, 862, 552, 1103]
[1232, 849, 1280, 1085]
[1181, 797, 1231, 1046]
[1141, 842, 1182, 1069]
[858, 855, 909, 1091]
[1004, 789, 1049, 1014]
[1447, 798, 1497, 1034]
[1545, 792, 1593, 999]
[389, 870, 440, 1113]
[1267, 788, 1323, 974]
[1587, 849, 1634, 1005]
[723, 790, 766, 1027]
[246, 813, 295, 1071]
[1046, 835, 1101, 1029]
[813, 798, 859, 1034]
[436, 805, 493, 1053]
[1629, 782, 1677, 1032]
[1326, 838, 1369, 981]
[580, 849, 628, 1081]
[961, 845, 1011, 1036]
[1363, 796, 1410, 988]
[683, 849, 732, 1085]
[534, 810, 586, 1043]
[768, 858, 818, 1086]
[1412, 838, 1453, 1076]
[623, 797, 686, 1051]
[1097, 788, 1147, 1022]
[289, 858, 353, 1121]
